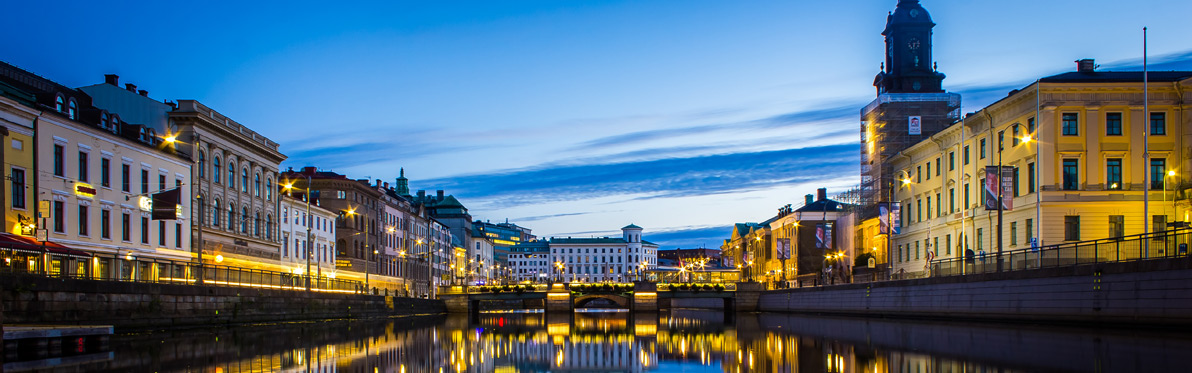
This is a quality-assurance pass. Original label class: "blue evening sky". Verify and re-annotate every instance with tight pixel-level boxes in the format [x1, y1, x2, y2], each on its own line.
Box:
[4, 1, 1191, 249]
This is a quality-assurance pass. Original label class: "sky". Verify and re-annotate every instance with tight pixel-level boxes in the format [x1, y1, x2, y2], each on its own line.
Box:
[4, 0, 1192, 250]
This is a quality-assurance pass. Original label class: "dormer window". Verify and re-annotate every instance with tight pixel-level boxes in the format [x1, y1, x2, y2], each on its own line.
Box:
[100, 112, 109, 129]
[67, 99, 78, 120]
[55, 95, 65, 113]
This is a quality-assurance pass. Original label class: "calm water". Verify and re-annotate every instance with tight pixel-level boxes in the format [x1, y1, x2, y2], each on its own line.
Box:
[32, 310, 1192, 372]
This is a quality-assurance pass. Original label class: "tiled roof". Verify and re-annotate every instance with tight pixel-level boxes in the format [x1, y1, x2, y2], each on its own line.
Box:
[550, 237, 628, 245]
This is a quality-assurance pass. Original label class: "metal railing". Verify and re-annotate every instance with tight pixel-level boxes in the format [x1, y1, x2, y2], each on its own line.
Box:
[0, 247, 364, 294]
[658, 283, 737, 292]
[928, 228, 1192, 277]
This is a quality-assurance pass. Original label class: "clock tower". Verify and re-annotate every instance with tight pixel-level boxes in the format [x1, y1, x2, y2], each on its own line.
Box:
[874, 0, 945, 94]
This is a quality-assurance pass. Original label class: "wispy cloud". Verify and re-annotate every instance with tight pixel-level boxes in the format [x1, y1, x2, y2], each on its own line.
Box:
[644, 225, 734, 250]
[515, 212, 593, 222]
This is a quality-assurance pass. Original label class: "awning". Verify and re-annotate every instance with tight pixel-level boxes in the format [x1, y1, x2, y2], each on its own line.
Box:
[0, 234, 93, 258]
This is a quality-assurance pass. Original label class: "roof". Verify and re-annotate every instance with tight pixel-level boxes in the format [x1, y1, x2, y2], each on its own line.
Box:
[1040, 71, 1192, 83]
[550, 237, 628, 245]
[434, 195, 464, 208]
[642, 240, 658, 246]
[622, 224, 642, 230]
[795, 198, 850, 213]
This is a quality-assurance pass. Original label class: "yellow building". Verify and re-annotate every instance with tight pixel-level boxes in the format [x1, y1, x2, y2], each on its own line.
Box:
[889, 60, 1192, 276]
[0, 87, 37, 236]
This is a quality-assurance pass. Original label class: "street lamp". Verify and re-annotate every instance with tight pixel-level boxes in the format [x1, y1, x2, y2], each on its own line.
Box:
[554, 261, 564, 283]
[283, 176, 315, 292]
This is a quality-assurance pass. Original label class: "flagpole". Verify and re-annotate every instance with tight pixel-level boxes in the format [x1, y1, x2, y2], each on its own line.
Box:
[1143, 27, 1150, 258]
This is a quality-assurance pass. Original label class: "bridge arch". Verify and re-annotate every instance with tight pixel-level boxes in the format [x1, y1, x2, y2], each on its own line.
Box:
[573, 294, 630, 308]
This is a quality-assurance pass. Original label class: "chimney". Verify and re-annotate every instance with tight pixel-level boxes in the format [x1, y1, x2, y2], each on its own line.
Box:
[417, 190, 425, 199]
[817, 188, 827, 201]
[805, 194, 814, 205]
[138, 90, 148, 97]
[384, 182, 389, 189]
[125, 83, 136, 92]
[1076, 59, 1095, 73]
[437, 190, 444, 200]
[104, 74, 119, 86]
[302, 166, 316, 174]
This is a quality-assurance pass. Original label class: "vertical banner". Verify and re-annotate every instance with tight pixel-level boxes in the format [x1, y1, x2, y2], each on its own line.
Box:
[879, 202, 902, 234]
[777, 238, 791, 259]
[815, 224, 826, 249]
[984, 166, 1000, 210]
[984, 166, 1014, 210]
[1000, 166, 1014, 210]
[825, 223, 834, 249]
[908, 116, 922, 135]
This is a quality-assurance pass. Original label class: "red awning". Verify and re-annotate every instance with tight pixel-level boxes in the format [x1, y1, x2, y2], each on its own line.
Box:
[0, 234, 92, 258]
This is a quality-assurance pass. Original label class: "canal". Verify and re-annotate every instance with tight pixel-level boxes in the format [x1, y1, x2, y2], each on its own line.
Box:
[24, 310, 1192, 372]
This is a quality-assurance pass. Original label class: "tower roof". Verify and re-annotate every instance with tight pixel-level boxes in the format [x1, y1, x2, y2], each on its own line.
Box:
[883, 0, 934, 35]
[622, 224, 642, 230]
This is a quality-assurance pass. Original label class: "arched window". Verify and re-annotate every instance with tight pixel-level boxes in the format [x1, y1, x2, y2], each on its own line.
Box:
[241, 168, 248, 192]
[213, 156, 221, 184]
[100, 112, 109, 129]
[212, 199, 221, 227]
[241, 207, 248, 233]
[227, 162, 235, 187]
[266, 178, 273, 201]
[67, 99, 77, 120]
[198, 151, 206, 179]
[55, 95, 65, 112]
[227, 202, 236, 231]
[266, 214, 273, 240]
[254, 172, 260, 196]
[254, 212, 261, 236]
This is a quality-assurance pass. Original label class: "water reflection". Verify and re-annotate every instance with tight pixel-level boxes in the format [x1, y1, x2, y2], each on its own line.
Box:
[82, 311, 1192, 372]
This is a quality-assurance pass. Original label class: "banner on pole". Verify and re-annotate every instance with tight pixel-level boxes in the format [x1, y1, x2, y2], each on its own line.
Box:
[879, 202, 902, 235]
[984, 166, 1014, 210]
[777, 238, 791, 260]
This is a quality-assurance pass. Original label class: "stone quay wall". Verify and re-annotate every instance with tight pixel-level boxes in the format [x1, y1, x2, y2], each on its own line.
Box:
[0, 275, 445, 329]
[758, 257, 1192, 326]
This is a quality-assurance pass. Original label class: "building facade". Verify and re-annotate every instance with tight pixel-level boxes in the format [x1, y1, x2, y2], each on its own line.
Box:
[278, 193, 337, 277]
[508, 240, 550, 283]
[889, 61, 1192, 276]
[551, 224, 657, 283]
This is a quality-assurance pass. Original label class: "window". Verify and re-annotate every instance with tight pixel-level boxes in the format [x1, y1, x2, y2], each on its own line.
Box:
[1150, 158, 1166, 190]
[53, 201, 64, 233]
[176, 222, 182, 248]
[78, 206, 89, 236]
[935, 193, 941, 216]
[228, 162, 235, 187]
[1028, 117, 1035, 135]
[67, 99, 77, 120]
[1062, 159, 1079, 190]
[121, 164, 130, 192]
[101, 158, 110, 188]
[935, 158, 940, 176]
[933, 237, 939, 256]
[1109, 215, 1125, 239]
[916, 199, 922, 222]
[241, 207, 248, 233]
[141, 217, 149, 244]
[949, 188, 955, 213]
[158, 174, 166, 191]
[998, 131, 1004, 151]
[78, 152, 89, 182]
[979, 138, 986, 159]
[213, 156, 221, 184]
[55, 95, 65, 112]
[949, 152, 955, 171]
[1064, 216, 1080, 241]
[1012, 167, 1020, 196]
[228, 202, 235, 231]
[1026, 219, 1034, 246]
[946, 234, 952, 255]
[1062, 113, 1079, 136]
[1028, 163, 1036, 193]
[140, 169, 148, 194]
[1154, 215, 1167, 235]
[1105, 113, 1122, 136]
[914, 241, 920, 260]
[254, 173, 261, 197]
[1010, 221, 1017, 246]
[122, 213, 130, 241]
[53, 145, 64, 176]
[926, 196, 931, 219]
[1106, 159, 1122, 190]
[266, 179, 273, 201]
[963, 145, 970, 165]
[916, 166, 922, 183]
[198, 152, 206, 179]
[977, 228, 983, 251]
[101, 210, 110, 239]
[212, 199, 221, 227]
[1151, 112, 1166, 135]
[254, 212, 261, 236]
[964, 183, 970, 208]
[158, 221, 166, 246]
[926, 162, 931, 180]
[10, 168, 24, 209]
[241, 168, 249, 193]
[1012, 125, 1021, 147]
[896, 245, 902, 262]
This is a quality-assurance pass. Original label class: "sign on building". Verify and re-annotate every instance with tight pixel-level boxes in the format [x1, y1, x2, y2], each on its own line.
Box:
[908, 116, 922, 135]
[983, 166, 1014, 210]
[777, 238, 791, 260]
[879, 202, 902, 235]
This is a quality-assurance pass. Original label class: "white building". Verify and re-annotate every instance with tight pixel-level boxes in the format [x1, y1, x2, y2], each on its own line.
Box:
[508, 241, 550, 283]
[279, 194, 336, 277]
[468, 227, 495, 284]
[550, 224, 658, 283]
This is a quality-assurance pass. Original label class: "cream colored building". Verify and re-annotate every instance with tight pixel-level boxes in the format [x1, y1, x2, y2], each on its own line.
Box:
[890, 61, 1192, 276]
[279, 193, 337, 277]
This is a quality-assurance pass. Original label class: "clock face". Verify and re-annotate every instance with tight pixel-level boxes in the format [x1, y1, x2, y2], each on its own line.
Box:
[910, 9, 920, 18]
[908, 38, 921, 51]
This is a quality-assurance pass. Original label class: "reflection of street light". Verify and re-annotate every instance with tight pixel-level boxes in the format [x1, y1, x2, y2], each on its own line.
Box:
[554, 261, 564, 283]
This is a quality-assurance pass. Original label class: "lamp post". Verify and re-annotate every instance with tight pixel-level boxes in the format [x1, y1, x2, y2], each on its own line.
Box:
[283, 176, 315, 292]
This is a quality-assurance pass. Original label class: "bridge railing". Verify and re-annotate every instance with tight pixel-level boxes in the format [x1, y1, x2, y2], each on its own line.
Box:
[658, 283, 736, 292]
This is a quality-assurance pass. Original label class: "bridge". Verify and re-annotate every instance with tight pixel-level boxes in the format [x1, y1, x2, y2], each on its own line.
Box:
[438, 282, 763, 314]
